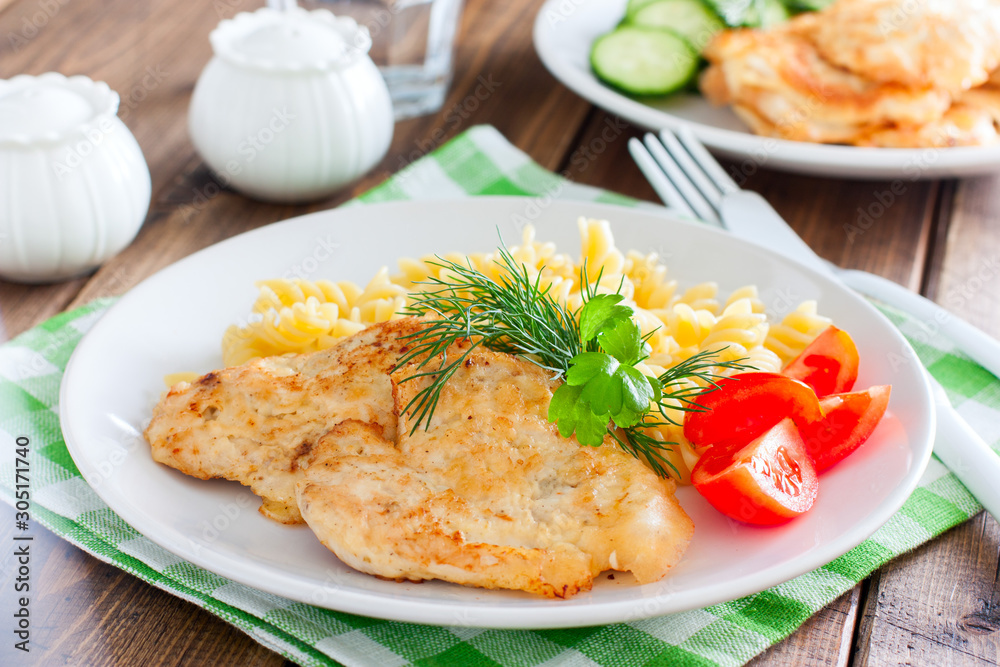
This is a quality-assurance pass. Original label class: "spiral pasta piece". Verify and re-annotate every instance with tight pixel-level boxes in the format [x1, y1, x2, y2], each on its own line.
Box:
[662, 302, 717, 352]
[675, 282, 720, 314]
[579, 217, 626, 280]
[394, 252, 494, 289]
[723, 285, 766, 314]
[222, 273, 408, 366]
[764, 301, 833, 366]
[741, 346, 784, 374]
[696, 298, 769, 375]
[626, 250, 679, 310]
[508, 225, 576, 280]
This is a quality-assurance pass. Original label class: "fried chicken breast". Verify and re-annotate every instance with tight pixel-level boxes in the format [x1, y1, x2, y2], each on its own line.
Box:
[860, 85, 1000, 147]
[700, 14, 951, 144]
[807, 0, 1000, 94]
[297, 346, 693, 598]
[699, 0, 1000, 148]
[147, 317, 694, 597]
[144, 317, 426, 523]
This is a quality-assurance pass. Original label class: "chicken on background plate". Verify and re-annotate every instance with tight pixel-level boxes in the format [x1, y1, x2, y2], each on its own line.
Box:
[700, 0, 1000, 147]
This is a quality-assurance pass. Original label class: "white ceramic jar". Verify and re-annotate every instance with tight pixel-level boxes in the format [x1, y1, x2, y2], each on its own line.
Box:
[188, 7, 395, 203]
[0, 73, 152, 283]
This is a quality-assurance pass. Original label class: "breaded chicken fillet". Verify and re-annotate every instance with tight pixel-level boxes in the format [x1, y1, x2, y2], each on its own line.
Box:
[297, 346, 693, 598]
[700, 14, 951, 144]
[807, 0, 1000, 94]
[699, 0, 1000, 147]
[144, 318, 426, 523]
[860, 84, 1000, 147]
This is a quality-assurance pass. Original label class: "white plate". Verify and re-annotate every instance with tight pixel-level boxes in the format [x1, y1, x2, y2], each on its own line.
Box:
[60, 197, 933, 628]
[533, 0, 1000, 179]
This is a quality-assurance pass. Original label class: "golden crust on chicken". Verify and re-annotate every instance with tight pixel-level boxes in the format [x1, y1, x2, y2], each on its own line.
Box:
[859, 87, 1000, 147]
[698, 0, 1000, 148]
[143, 317, 427, 524]
[700, 15, 951, 143]
[807, 0, 1000, 94]
[146, 317, 695, 597]
[297, 346, 693, 598]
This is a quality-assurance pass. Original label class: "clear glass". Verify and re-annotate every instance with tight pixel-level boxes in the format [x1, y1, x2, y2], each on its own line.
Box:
[306, 0, 465, 120]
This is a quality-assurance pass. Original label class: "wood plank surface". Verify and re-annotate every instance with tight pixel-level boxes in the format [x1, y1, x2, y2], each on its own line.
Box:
[750, 589, 860, 667]
[928, 175, 1000, 333]
[855, 516, 1000, 666]
[2, 0, 1000, 664]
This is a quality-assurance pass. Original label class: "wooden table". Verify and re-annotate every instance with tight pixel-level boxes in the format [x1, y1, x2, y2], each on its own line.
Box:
[2, 0, 999, 664]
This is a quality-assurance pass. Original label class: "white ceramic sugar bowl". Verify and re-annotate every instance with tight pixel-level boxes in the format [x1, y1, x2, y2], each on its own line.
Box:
[188, 7, 394, 203]
[0, 73, 151, 283]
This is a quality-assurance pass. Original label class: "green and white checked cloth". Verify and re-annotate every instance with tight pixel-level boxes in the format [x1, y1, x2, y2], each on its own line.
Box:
[3, 125, 1000, 667]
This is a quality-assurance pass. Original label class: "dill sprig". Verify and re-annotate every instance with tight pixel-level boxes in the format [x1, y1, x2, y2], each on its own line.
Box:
[395, 244, 582, 430]
[395, 240, 749, 479]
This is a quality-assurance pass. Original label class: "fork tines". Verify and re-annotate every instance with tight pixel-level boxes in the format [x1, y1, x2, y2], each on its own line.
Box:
[628, 128, 739, 225]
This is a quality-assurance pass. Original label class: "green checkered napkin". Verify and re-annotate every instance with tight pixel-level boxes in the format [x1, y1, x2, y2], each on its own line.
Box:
[2, 125, 999, 667]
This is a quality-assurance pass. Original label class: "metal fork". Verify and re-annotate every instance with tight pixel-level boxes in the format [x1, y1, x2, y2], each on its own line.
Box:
[629, 127, 1000, 522]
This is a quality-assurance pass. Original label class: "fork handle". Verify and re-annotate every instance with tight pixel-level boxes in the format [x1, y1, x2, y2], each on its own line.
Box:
[720, 191, 838, 280]
[932, 390, 1000, 523]
[838, 269, 1000, 382]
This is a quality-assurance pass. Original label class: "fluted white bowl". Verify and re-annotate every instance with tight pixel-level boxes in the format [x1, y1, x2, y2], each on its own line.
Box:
[188, 7, 395, 203]
[0, 73, 152, 283]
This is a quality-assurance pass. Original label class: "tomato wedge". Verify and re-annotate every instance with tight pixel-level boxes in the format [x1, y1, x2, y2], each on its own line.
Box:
[800, 385, 891, 472]
[684, 372, 823, 447]
[782, 326, 859, 397]
[691, 418, 819, 525]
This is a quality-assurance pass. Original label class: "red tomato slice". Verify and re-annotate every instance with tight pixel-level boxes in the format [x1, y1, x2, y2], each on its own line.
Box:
[800, 385, 892, 473]
[691, 418, 819, 525]
[684, 372, 823, 447]
[782, 326, 860, 397]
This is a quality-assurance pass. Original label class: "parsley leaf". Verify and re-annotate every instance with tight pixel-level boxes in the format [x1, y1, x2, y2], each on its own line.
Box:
[615, 365, 655, 425]
[579, 294, 633, 341]
[574, 403, 611, 446]
[548, 383, 610, 446]
[596, 318, 649, 366]
[581, 368, 624, 416]
[565, 352, 620, 386]
[548, 383, 582, 438]
[550, 294, 659, 441]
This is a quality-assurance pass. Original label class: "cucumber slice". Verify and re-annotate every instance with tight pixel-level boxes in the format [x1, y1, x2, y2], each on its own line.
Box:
[590, 26, 699, 96]
[710, 0, 789, 27]
[625, 0, 663, 18]
[747, 0, 790, 27]
[630, 0, 725, 50]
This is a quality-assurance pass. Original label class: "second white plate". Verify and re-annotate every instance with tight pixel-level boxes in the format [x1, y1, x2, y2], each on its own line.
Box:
[533, 0, 1000, 179]
[60, 197, 933, 628]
